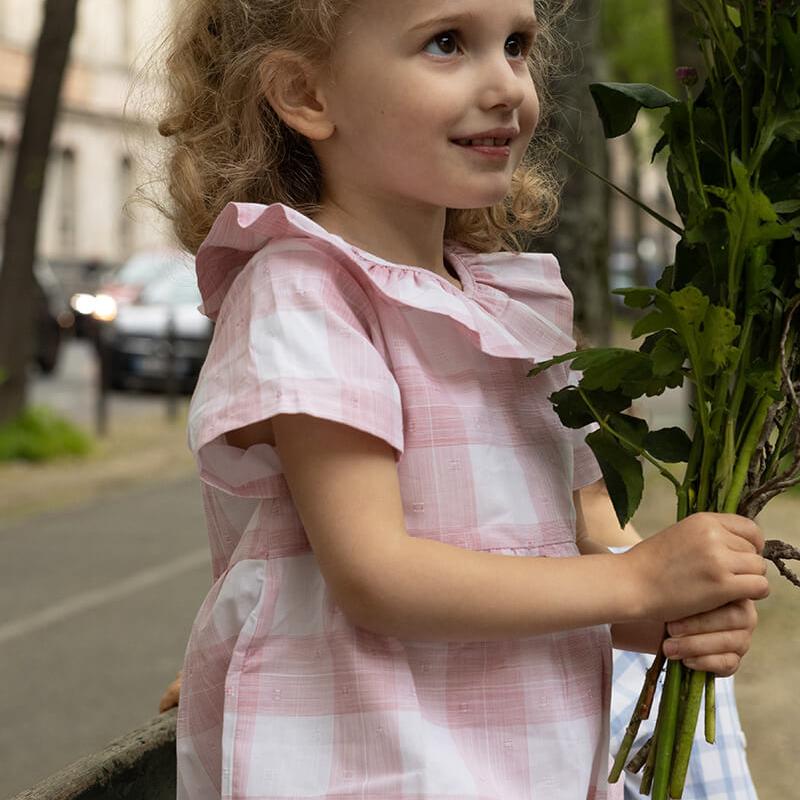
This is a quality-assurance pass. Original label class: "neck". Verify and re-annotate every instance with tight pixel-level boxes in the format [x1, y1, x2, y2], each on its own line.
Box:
[311, 190, 449, 276]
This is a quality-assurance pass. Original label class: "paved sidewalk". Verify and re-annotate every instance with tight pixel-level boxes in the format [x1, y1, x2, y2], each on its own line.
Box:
[0, 475, 209, 798]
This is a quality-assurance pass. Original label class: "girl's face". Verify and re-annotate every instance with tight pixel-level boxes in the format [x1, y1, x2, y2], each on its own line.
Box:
[317, 0, 540, 212]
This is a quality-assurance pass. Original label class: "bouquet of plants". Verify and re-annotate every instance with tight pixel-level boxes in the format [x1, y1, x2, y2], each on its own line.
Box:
[530, 2, 800, 797]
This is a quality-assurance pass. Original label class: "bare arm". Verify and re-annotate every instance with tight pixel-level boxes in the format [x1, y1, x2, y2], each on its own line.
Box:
[575, 480, 763, 670]
[236, 414, 768, 645]
[574, 481, 660, 653]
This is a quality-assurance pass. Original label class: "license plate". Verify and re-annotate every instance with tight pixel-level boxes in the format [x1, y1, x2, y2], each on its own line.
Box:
[134, 356, 188, 376]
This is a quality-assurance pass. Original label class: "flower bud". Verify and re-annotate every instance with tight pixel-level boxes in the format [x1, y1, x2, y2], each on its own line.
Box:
[676, 66, 699, 87]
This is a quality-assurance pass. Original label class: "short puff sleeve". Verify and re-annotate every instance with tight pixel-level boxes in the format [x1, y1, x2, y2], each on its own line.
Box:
[188, 243, 404, 496]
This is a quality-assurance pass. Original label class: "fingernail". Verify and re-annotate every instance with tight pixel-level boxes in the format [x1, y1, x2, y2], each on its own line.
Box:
[663, 640, 679, 657]
[668, 622, 684, 636]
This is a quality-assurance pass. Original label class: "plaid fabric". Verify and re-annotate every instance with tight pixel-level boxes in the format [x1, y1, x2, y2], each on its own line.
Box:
[178, 202, 618, 799]
[611, 649, 759, 799]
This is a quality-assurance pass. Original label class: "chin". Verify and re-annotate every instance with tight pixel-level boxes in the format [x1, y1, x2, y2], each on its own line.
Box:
[446, 190, 512, 211]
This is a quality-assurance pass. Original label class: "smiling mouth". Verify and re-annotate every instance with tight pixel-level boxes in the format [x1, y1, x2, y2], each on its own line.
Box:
[453, 137, 512, 147]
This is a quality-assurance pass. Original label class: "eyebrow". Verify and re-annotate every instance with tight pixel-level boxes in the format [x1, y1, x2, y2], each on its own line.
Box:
[408, 11, 540, 37]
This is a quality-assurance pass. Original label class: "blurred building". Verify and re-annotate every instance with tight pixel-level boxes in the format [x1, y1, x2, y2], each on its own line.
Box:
[0, 0, 176, 275]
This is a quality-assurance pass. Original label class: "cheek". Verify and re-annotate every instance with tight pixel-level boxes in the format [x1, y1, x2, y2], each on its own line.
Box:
[521, 85, 540, 136]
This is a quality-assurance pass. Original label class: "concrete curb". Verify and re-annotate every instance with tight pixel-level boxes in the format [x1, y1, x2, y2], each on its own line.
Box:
[10, 711, 176, 800]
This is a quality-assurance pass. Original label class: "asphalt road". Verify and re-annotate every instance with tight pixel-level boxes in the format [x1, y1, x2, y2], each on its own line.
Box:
[0, 475, 210, 798]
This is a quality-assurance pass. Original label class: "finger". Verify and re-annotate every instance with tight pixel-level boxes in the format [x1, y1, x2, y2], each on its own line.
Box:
[683, 653, 741, 678]
[667, 600, 756, 638]
[726, 573, 770, 602]
[714, 514, 765, 553]
[663, 629, 750, 661]
[727, 551, 769, 577]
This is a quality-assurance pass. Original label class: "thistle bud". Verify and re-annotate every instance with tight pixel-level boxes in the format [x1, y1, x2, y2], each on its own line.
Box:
[676, 66, 699, 87]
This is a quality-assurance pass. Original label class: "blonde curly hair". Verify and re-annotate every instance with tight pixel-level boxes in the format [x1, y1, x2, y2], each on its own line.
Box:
[156, 0, 575, 254]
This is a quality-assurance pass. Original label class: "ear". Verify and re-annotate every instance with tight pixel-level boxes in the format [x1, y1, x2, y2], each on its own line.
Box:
[260, 52, 335, 142]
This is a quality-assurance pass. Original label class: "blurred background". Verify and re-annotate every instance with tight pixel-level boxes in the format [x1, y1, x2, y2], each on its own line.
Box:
[0, 1, 796, 798]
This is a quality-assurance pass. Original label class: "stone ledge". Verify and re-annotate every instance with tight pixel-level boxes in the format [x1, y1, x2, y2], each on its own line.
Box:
[11, 711, 176, 800]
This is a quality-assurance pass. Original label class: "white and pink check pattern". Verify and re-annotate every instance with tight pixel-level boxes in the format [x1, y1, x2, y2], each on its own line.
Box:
[178, 202, 616, 799]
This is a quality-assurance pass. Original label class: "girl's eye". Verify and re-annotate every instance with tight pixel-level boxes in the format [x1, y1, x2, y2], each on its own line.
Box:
[424, 31, 460, 57]
[506, 33, 531, 59]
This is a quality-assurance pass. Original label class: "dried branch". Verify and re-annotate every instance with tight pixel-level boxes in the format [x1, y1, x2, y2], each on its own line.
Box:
[763, 540, 800, 588]
[740, 297, 800, 518]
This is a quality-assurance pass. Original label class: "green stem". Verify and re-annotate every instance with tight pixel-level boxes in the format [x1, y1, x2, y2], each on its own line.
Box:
[679, 425, 705, 520]
[705, 673, 716, 744]
[577, 388, 682, 490]
[642, 673, 670, 796]
[763, 405, 796, 483]
[652, 660, 683, 800]
[669, 670, 706, 798]
[555, 147, 684, 236]
[686, 91, 709, 210]
[609, 646, 667, 783]
[741, 1, 754, 163]
[697, 0, 744, 85]
[697, 376, 727, 511]
[723, 391, 774, 513]
[753, 0, 774, 180]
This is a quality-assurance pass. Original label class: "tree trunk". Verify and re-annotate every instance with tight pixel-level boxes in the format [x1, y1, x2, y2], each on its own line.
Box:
[0, 0, 80, 424]
[529, 0, 611, 347]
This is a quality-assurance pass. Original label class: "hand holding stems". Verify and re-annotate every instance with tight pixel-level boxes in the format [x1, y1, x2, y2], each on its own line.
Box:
[622, 512, 769, 624]
[663, 598, 758, 678]
[609, 512, 768, 793]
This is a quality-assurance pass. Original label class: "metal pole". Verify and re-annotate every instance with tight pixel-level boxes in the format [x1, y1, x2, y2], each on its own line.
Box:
[165, 311, 178, 423]
[95, 325, 109, 437]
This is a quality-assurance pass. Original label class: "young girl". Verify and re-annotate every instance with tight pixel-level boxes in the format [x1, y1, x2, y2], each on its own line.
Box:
[158, 1, 769, 797]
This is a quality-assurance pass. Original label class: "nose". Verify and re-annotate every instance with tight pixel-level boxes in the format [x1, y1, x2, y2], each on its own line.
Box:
[477, 53, 528, 111]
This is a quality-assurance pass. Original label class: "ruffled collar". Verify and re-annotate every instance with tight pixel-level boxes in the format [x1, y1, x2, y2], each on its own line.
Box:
[195, 202, 575, 362]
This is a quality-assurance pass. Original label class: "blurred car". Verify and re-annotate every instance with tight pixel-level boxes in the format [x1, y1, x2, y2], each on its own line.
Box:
[0, 256, 75, 374]
[98, 270, 212, 392]
[68, 258, 113, 338]
[72, 250, 190, 335]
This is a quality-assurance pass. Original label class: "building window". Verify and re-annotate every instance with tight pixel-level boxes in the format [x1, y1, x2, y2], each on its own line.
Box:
[119, 155, 134, 255]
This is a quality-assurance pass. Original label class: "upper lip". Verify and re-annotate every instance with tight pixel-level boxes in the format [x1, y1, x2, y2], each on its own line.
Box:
[452, 127, 519, 142]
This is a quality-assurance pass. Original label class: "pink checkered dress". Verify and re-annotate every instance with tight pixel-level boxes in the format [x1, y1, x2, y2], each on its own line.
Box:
[178, 202, 616, 799]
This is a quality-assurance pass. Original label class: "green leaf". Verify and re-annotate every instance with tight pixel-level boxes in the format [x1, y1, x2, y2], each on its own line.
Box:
[706, 157, 797, 252]
[613, 287, 658, 309]
[773, 199, 800, 214]
[568, 348, 660, 399]
[549, 387, 595, 429]
[745, 365, 783, 401]
[646, 331, 687, 376]
[589, 82, 680, 139]
[775, 115, 800, 142]
[527, 351, 581, 378]
[644, 427, 693, 463]
[698, 305, 741, 374]
[632, 309, 671, 338]
[549, 386, 632, 430]
[670, 285, 709, 328]
[608, 413, 649, 452]
[586, 429, 644, 528]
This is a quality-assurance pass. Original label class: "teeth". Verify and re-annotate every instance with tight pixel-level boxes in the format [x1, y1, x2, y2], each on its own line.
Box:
[456, 137, 510, 147]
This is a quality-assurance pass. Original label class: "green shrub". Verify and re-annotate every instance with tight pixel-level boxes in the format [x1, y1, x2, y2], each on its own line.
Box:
[0, 406, 92, 462]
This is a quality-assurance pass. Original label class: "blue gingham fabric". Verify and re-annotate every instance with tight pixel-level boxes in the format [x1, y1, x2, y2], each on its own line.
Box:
[611, 649, 759, 799]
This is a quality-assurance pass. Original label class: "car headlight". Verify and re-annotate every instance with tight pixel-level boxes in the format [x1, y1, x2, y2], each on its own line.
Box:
[92, 294, 118, 322]
[70, 293, 96, 315]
